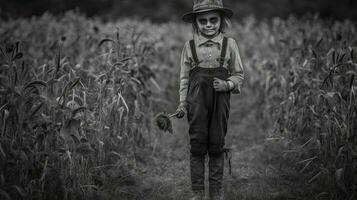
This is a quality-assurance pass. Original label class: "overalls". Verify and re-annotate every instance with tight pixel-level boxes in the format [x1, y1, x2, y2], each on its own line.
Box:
[186, 37, 230, 193]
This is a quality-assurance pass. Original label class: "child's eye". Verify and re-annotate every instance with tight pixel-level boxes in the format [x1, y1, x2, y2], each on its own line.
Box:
[210, 18, 218, 23]
[198, 19, 207, 25]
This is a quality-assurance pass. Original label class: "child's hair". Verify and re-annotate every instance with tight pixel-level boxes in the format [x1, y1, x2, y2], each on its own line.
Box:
[192, 11, 232, 34]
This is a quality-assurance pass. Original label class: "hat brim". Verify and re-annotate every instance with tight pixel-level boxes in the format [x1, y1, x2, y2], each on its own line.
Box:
[182, 8, 233, 23]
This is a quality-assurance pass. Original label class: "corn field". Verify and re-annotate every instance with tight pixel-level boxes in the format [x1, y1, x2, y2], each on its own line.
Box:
[0, 12, 356, 199]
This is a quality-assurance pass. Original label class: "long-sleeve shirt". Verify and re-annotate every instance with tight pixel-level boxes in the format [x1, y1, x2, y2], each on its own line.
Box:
[179, 33, 245, 104]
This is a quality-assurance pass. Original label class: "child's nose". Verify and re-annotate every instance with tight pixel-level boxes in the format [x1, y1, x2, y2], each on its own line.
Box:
[206, 21, 213, 27]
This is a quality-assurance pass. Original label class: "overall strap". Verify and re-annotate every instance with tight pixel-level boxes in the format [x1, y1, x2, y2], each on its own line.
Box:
[189, 39, 199, 65]
[219, 37, 228, 68]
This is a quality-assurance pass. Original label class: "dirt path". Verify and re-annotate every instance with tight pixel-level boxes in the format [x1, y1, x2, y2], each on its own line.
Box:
[137, 96, 314, 200]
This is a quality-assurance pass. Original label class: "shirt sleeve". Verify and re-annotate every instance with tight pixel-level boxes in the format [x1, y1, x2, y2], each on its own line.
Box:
[179, 41, 192, 105]
[227, 38, 244, 94]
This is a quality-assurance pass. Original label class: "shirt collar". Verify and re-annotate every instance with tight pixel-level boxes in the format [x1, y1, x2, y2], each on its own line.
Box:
[195, 33, 223, 47]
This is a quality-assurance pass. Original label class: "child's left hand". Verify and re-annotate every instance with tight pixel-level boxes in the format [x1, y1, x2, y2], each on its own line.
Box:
[213, 77, 229, 92]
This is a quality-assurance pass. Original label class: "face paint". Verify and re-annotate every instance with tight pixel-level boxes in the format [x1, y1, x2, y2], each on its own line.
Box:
[195, 11, 221, 38]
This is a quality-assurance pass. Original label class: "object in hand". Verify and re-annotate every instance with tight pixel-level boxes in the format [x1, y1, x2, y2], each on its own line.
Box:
[155, 112, 178, 133]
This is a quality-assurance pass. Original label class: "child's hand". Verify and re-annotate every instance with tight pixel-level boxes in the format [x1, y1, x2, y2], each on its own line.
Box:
[175, 103, 186, 118]
[213, 77, 229, 92]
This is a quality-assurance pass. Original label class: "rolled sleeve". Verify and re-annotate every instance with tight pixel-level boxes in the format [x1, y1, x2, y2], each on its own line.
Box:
[179, 41, 192, 104]
[227, 38, 244, 94]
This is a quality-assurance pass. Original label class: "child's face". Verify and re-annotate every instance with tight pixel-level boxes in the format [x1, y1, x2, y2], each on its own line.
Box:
[195, 11, 221, 38]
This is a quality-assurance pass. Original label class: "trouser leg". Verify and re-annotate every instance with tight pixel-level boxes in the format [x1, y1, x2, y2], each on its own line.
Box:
[188, 103, 207, 192]
[208, 91, 230, 199]
[190, 154, 205, 191]
[208, 153, 224, 192]
[208, 91, 230, 155]
[187, 76, 210, 192]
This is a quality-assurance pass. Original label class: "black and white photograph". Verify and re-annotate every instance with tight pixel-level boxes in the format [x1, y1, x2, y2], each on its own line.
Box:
[0, 0, 356, 199]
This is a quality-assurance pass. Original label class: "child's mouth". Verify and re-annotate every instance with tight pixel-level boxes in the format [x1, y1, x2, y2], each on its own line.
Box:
[205, 29, 215, 33]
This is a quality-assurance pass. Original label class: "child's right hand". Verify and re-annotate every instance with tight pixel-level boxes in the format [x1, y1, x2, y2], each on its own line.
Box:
[175, 103, 186, 118]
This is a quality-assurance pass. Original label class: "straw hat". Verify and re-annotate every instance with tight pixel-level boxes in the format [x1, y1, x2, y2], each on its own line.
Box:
[182, 0, 233, 23]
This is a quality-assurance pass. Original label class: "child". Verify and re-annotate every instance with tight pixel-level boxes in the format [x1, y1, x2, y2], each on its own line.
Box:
[175, 0, 244, 199]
